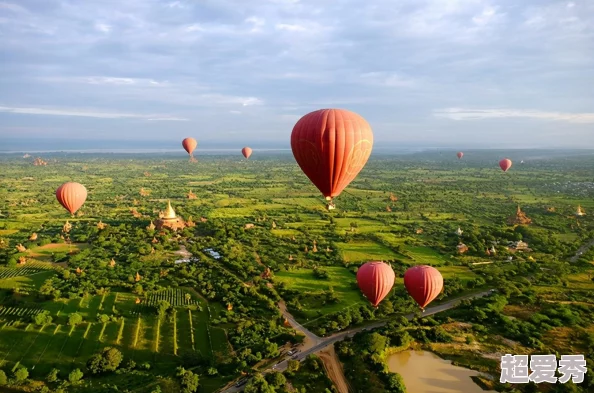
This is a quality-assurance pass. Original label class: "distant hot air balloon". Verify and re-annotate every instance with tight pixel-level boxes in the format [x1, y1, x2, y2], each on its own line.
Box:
[182, 138, 197, 158]
[356, 261, 395, 307]
[242, 147, 252, 159]
[457, 152, 463, 159]
[291, 109, 373, 207]
[499, 158, 512, 172]
[403, 265, 443, 310]
[56, 182, 87, 215]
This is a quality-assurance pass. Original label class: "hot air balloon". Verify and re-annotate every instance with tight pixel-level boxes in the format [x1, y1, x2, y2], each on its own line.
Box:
[56, 182, 87, 215]
[291, 109, 373, 208]
[182, 138, 197, 161]
[356, 261, 395, 307]
[499, 158, 512, 172]
[242, 147, 252, 159]
[457, 152, 463, 159]
[403, 265, 443, 310]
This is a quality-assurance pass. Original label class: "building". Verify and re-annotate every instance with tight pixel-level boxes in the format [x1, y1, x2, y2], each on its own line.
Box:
[455, 227, 463, 236]
[154, 201, 186, 231]
[576, 205, 586, 217]
[507, 240, 532, 252]
[507, 205, 532, 226]
[457, 243, 469, 254]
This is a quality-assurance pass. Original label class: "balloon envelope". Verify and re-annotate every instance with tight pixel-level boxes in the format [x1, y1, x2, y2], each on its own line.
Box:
[356, 261, 395, 307]
[242, 147, 252, 159]
[499, 158, 512, 172]
[457, 152, 463, 159]
[403, 265, 443, 309]
[291, 109, 374, 199]
[56, 182, 87, 215]
[182, 138, 197, 155]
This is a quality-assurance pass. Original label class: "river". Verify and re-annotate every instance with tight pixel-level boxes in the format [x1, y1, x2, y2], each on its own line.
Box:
[387, 350, 496, 393]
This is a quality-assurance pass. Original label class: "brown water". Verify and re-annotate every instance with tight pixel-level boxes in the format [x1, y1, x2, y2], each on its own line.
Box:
[387, 350, 496, 393]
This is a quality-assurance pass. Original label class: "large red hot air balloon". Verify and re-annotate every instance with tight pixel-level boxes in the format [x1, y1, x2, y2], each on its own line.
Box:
[499, 158, 512, 172]
[356, 261, 395, 307]
[56, 182, 87, 215]
[291, 109, 373, 207]
[182, 138, 197, 156]
[403, 265, 443, 310]
[242, 147, 252, 159]
[457, 152, 463, 159]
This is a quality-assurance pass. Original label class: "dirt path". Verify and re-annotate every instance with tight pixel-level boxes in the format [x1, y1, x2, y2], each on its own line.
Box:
[318, 346, 349, 393]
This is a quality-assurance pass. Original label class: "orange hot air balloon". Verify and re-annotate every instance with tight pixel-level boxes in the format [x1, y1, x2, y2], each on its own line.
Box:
[499, 158, 512, 172]
[457, 152, 463, 159]
[403, 265, 443, 310]
[56, 182, 87, 215]
[291, 109, 373, 205]
[242, 147, 252, 159]
[356, 261, 395, 307]
[182, 138, 197, 156]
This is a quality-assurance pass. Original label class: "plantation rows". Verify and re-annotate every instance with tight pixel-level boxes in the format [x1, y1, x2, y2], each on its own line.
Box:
[0, 306, 42, 317]
[144, 288, 198, 307]
[0, 266, 49, 279]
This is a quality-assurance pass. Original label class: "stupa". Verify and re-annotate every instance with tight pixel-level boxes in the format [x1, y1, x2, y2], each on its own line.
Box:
[576, 205, 586, 217]
[155, 201, 186, 231]
[507, 205, 532, 226]
[455, 227, 463, 236]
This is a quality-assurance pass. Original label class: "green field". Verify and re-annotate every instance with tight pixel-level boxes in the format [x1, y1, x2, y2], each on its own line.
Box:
[336, 240, 400, 262]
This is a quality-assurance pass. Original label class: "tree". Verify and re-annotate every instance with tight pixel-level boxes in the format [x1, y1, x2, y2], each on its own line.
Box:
[87, 347, 123, 374]
[69, 312, 83, 326]
[0, 370, 6, 386]
[157, 300, 171, 318]
[265, 372, 286, 389]
[68, 368, 84, 383]
[13, 366, 29, 384]
[176, 367, 200, 393]
[34, 310, 53, 326]
[287, 359, 300, 372]
[46, 368, 60, 383]
[244, 373, 275, 393]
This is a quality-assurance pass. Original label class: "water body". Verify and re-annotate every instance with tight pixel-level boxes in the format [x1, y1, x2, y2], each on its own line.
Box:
[387, 350, 496, 393]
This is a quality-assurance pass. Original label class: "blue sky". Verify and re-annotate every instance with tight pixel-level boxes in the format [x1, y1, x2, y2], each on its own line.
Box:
[0, 0, 593, 148]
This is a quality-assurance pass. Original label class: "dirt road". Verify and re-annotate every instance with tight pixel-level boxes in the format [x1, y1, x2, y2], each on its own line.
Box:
[318, 346, 349, 393]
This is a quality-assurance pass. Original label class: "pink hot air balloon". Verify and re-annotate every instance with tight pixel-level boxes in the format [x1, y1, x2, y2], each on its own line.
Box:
[403, 265, 443, 310]
[457, 152, 463, 159]
[242, 147, 252, 159]
[356, 261, 395, 307]
[56, 182, 87, 215]
[182, 138, 197, 156]
[499, 158, 512, 172]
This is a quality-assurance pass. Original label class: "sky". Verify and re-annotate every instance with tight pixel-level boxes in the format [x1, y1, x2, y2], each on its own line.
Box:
[1, 0, 593, 149]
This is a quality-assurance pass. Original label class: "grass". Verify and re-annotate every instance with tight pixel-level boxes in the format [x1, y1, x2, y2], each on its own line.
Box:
[274, 266, 365, 319]
[336, 240, 400, 263]
[402, 245, 449, 265]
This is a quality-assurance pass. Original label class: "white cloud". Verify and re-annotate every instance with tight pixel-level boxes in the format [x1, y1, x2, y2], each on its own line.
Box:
[0, 2, 29, 14]
[229, 110, 242, 114]
[0, 106, 187, 120]
[360, 72, 416, 88]
[433, 108, 594, 123]
[275, 23, 307, 32]
[146, 117, 188, 121]
[245, 16, 265, 33]
[94, 22, 111, 33]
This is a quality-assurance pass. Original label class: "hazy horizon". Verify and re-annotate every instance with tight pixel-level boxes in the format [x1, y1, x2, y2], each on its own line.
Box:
[1, 0, 593, 148]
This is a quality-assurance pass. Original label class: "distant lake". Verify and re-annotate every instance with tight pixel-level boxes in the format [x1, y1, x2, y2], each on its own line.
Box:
[387, 350, 496, 393]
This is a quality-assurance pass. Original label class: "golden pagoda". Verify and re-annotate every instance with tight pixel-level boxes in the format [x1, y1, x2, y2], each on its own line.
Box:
[97, 220, 107, 230]
[187, 190, 197, 200]
[227, 303, 233, 311]
[576, 205, 585, 217]
[16, 243, 27, 252]
[135, 272, 141, 282]
[62, 220, 72, 234]
[200, 217, 207, 222]
[18, 256, 27, 265]
[389, 193, 398, 202]
[304, 246, 308, 252]
[29, 233, 38, 241]
[76, 267, 82, 274]
[109, 259, 116, 267]
[135, 297, 141, 304]
[261, 267, 272, 279]
[283, 318, 291, 327]
[147, 221, 156, 231]
[139, 188, 150, 197]
[312, 244, 318, 253]
[289, 254, 293, 261]
[155, 201, 186, 231]
[186, 216, 196, 227]
[507, 205, 532, 226]
[152, 237, 159, 244]
[272, 221, 277, 229]
[386, 205, 392, 212]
